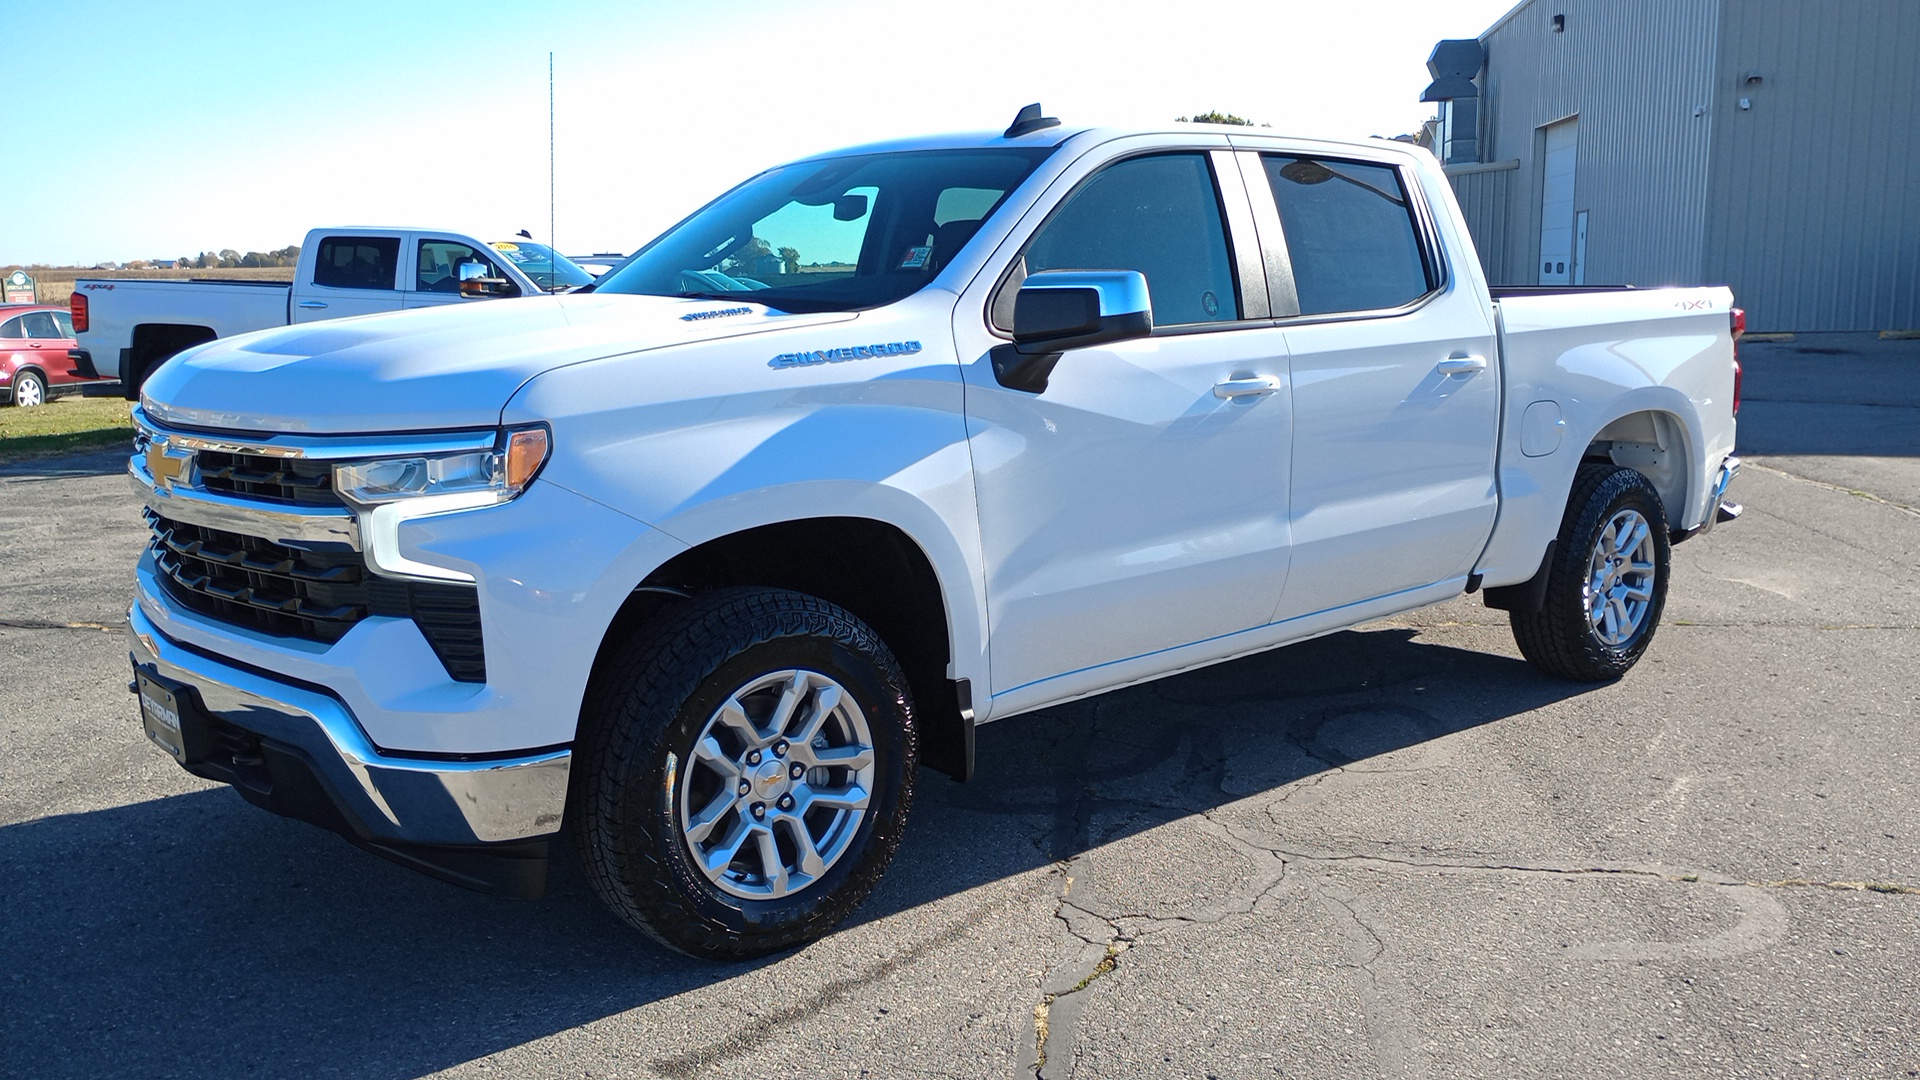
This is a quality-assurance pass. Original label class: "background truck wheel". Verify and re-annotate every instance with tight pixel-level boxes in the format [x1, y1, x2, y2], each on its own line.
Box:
[1511, 464, 1672, 682]
[9, 369, 46, 407]
[573, 586, 918, 960]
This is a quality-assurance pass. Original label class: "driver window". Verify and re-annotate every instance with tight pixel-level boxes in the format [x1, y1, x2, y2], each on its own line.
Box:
[416, 239, 515, 295]
[1021, 153, 1240, 327]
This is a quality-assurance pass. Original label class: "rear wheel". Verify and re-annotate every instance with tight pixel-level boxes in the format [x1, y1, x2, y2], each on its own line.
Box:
[9, 369, 46, 407]
[1511, 464, 1672, 681]
[574, 587, 917, 959]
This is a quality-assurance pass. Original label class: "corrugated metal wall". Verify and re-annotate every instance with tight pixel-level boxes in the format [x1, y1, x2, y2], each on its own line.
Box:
[1445, 162, 1518, 283]
[1702, 0, 1920, 331]
[1469, 0, 1722, 288]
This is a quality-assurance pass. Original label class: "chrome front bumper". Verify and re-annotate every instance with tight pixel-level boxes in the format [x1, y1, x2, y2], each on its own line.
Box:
[128, 603, 569, 848]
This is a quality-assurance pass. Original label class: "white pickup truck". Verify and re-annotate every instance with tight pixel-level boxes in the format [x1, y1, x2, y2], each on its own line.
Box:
[124, 108, 1742, 959]
[69, 227, 545, 396]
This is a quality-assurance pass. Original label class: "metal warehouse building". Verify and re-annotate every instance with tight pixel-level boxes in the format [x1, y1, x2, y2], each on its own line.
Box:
[1423, 0, 1920, 332]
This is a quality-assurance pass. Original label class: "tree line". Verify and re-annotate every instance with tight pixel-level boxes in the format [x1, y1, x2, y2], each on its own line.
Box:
[176, 245, 302, 269]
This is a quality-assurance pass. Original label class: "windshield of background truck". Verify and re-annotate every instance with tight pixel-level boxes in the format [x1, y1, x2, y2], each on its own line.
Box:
[491, 241, 595, 290]
[593, 148, 1053, 312]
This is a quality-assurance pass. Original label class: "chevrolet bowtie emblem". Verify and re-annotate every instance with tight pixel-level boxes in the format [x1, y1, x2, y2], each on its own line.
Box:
[145, 438, 193, 490]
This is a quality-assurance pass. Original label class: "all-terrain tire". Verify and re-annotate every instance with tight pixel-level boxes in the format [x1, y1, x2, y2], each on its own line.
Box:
[573, 586, 918, 959]
[1511, 464, 1672, 682]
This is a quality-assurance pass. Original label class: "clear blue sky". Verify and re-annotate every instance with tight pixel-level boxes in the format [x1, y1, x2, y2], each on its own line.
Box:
[1, 0, 1520, 267]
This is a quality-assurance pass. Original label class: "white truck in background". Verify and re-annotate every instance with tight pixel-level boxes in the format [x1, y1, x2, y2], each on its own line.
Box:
[124, 108, 1744, 960]
[69, 227, 547, 396]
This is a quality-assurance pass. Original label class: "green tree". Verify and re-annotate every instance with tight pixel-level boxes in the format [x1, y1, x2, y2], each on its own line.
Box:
[217, 249, 241, 268]
[720, 236, 773, 278]
[778, 246, 800, 275]
[1177, 110, 1265, 127]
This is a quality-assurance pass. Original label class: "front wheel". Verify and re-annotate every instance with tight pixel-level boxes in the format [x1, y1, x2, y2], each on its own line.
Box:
[1511, 464, 1672, 681]
[573, 587, 917, 959]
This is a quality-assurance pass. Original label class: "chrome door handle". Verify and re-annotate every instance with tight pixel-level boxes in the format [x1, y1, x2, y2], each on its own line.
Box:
[297, 300, 328, 309]
[1213, 375, 1282, 399]
[1436, 355, 1487, 376]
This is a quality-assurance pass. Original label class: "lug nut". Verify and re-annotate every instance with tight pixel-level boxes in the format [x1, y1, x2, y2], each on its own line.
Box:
[746, 750, 762, 766]
[751, 802, 766, 819]
[737, 780, 751, 796]
[777, 795, 794, 811]
[773, 740, 788, 757]
[790, 763, 805, 780]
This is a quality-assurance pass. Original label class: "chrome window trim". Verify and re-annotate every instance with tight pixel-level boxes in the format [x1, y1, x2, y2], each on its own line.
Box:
[1246, 150, 1454, 326]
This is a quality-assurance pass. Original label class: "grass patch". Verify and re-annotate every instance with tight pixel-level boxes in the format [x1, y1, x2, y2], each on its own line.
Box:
[0, 396, 133, 464]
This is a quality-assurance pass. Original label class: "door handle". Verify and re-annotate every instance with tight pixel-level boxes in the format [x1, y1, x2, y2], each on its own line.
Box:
[1436, 355, 1487, 376]
[1213, 375, 1282, 399]
[297, 300, 328, 309]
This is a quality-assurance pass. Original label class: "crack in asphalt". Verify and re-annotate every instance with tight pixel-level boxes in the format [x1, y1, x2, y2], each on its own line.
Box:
[0, 617, 122, 632]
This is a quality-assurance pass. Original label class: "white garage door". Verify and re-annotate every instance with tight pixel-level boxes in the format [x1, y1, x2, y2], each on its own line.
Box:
[1538, 116, 1578, 285]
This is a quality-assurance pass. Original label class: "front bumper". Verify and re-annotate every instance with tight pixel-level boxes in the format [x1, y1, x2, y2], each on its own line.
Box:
[129, 603, 570, 896]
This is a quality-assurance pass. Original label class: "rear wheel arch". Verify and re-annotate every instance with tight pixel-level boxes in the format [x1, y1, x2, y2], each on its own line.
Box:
[1584, 408, 1696, 532]
[126, 323, 218, 396]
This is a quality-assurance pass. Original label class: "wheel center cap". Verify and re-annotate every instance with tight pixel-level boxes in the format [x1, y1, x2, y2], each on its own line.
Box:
[753, 759, 790, 800]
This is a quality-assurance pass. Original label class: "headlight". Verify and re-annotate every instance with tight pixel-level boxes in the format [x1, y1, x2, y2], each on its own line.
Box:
[334, 426, 550, 508]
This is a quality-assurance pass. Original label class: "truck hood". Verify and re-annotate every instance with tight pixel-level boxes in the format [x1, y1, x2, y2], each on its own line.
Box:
[139, 294, 854, 434]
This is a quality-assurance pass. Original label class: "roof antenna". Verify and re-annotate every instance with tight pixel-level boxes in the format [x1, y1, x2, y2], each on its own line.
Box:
[1004, 103, 1060, 139]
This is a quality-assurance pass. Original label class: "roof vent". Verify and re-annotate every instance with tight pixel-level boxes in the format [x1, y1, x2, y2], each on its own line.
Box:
[1004, 103, 1060, 139]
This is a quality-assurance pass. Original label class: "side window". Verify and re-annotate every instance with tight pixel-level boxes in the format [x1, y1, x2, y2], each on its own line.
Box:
[416, 239, 516, 295]
[51, 312, 75, 338]
[312, 236, 401, 291]
[1263, 156, 1434, 316]
[0, 316, 23, 340]
[1021, 153, 1239, 327]
[21, 311, 61, 338]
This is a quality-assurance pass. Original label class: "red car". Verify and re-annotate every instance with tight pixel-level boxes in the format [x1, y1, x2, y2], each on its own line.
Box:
[1, 303, 99, 407]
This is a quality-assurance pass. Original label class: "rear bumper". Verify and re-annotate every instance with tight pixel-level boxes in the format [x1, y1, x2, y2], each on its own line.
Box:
[1674, 454, 1742, 545]
[127, 603, 570, 896]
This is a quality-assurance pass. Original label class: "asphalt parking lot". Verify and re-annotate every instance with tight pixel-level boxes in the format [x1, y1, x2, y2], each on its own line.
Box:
[2, 333, 1916, 1080]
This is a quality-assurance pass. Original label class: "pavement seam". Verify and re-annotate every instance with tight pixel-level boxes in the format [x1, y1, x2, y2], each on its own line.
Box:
[1745, 460, 1920, 518]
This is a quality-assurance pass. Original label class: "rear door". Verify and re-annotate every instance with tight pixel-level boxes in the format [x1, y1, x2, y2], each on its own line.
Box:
[1248, 148, 1501, 622]
[20, 310, 79, 385]
[290, 234, 407, 322]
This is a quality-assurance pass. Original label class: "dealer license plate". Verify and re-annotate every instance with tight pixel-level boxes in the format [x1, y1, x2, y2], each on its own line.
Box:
[137, 670, 189, 762]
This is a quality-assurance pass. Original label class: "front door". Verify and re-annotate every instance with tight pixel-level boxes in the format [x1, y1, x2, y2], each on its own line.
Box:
[403, 238, 523, 309]
[963, 150, 1293, 703]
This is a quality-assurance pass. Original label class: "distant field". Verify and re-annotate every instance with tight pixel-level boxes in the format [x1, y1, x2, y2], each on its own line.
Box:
[12, 266, 292, 307]
[0, 396, 132, 463]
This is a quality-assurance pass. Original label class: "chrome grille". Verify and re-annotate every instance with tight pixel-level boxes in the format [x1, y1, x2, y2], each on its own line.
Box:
[193, 450, 340, 507]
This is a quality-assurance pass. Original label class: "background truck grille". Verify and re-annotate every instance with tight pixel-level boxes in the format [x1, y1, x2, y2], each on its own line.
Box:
[147, 510, 486, 682]
[193, 450, 340, 507]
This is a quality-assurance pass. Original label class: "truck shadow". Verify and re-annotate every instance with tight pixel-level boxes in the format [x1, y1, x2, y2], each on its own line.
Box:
[0, 627, 1588, 1080]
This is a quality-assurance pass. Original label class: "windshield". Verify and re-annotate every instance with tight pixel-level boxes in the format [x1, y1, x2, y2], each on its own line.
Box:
[593, 148, 1054, 312]
[491, 240, 596, 290]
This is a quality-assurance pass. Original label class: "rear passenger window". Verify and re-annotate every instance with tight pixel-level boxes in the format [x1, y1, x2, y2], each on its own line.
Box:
[1022, 153, 1239, 327]
[312, 236, 401, 291]
[1263, 156, 1433, 316]
[0, 316, 24, 339]
[21, 311, 61, 338]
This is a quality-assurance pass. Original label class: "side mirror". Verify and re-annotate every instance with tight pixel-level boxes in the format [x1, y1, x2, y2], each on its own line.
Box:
[991, 270, 1153, 393]
[456, 261, 519, 298]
